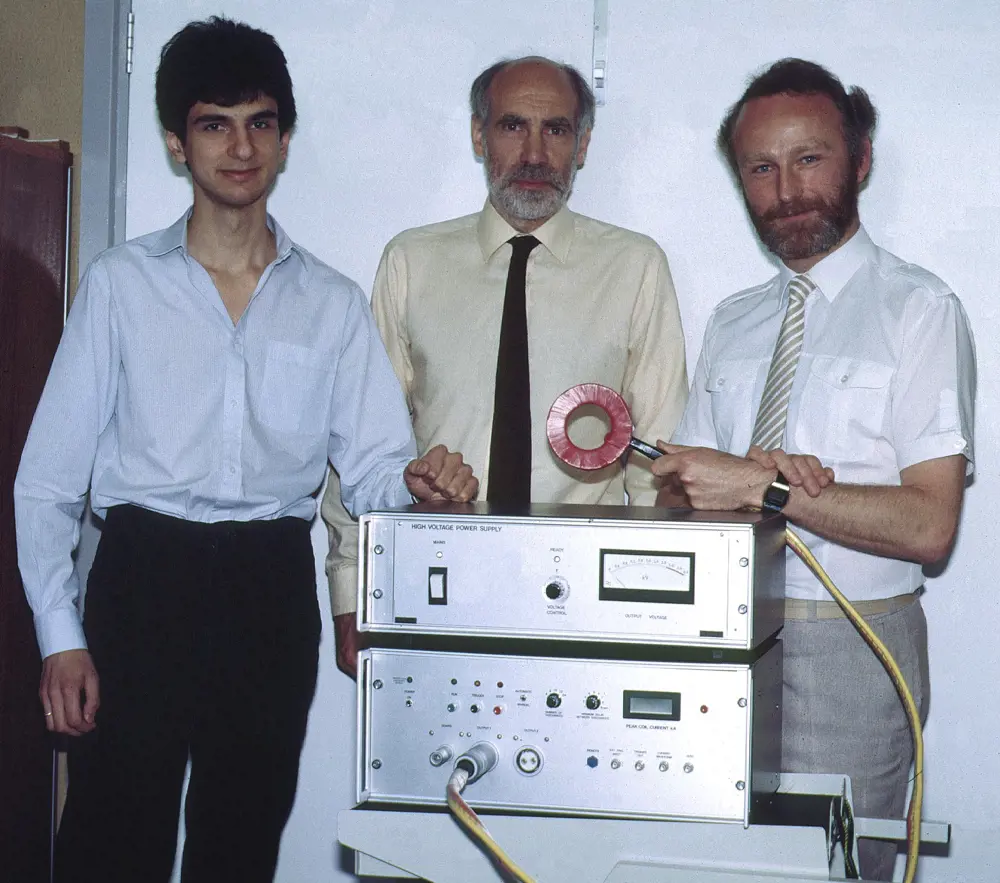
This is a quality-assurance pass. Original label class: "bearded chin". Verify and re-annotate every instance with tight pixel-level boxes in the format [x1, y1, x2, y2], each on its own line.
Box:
[484, 158, 576, 223]
[751, 174, 859, 263]
[492, 184, 564, 221]
[757, 214, 844, 262]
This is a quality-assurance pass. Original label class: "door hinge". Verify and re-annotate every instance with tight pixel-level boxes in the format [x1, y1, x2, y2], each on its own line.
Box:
[126, 10, 135, 75]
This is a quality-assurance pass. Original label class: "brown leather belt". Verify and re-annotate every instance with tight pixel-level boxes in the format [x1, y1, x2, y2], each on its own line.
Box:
[784, 591, 920, 621]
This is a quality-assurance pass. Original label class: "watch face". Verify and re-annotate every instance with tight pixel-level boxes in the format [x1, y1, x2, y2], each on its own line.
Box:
[763, 473, 790, 512]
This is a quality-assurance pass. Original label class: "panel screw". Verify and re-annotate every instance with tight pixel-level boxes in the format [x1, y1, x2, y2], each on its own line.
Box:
[374, 545, 384, 555]
[371, 759, 382, 769]
[373, 679, 383, 690]
[739, 557, 749, 567]
[738, 697, 748, 708]
[738, 604, 748, 614]
[372, 589, 383, 599]
[736, 780, 746, 791]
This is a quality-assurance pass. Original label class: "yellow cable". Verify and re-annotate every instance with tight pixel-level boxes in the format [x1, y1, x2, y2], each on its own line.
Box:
[446, 781, 538, 883]
[785, 527, 923, 883]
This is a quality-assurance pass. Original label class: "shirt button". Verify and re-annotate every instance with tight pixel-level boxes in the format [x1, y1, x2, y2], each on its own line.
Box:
[229, 466, 236, 475]
[840, 374, 849, 383]
[716, 378, 726, 388]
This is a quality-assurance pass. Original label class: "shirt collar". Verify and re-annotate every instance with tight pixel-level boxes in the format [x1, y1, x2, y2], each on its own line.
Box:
[778, 225, 876, 302]
[144, 208, 297, 263]
[476, 199, 575, 264]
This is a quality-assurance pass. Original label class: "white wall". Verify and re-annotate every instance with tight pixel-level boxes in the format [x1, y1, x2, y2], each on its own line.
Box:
[118, 2, 1000, 881]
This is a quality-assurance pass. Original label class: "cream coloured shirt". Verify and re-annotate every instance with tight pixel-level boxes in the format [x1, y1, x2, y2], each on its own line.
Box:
[322, 201, 688, 615]
[673, 227, 975, 602]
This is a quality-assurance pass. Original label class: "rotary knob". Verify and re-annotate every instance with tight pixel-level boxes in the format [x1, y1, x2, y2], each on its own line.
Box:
[544, 577, 569, 601]
[546, 692, 562, 708]
[585, 694, 601, 710]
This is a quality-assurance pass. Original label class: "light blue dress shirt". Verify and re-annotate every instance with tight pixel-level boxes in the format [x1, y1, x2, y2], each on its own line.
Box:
[15, 211, 416, 658]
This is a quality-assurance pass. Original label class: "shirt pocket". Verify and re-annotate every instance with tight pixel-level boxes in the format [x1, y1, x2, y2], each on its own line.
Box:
[707, 358, 762, 454]
[793, 356, 892, 463]
[259, 341, 330, 435]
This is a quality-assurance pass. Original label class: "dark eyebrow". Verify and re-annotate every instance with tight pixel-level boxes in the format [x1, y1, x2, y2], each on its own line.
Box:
[542, 116, 574, 131]
[495, 113, 527, 127]
[191, 109, 279, 126]
[191, 113, 232, 126]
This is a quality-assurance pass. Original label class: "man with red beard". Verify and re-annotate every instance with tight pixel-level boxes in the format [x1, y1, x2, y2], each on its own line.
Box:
[322, 56, 688, 676]
[653, 59, 975, 880]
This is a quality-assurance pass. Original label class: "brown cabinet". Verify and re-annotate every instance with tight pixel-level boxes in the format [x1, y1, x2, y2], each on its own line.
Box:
[0, 131, 72, 883]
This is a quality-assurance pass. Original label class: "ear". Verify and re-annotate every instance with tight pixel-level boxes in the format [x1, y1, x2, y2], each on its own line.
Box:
[471, 115, 486, 160]
[165, 131, 187, 165]
[279, 130, 290, 163]
[575, 126, 592, 169]
[855, 136, 872, 185]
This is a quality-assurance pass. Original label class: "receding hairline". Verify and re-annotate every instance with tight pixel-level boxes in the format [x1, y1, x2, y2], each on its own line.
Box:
[470, 54, 596, 133]
[487, 59, 579, 107]
[492, 56, 576, 81]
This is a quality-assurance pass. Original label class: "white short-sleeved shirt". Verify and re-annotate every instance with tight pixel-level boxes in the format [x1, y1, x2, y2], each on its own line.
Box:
[673, 227, 975, 601]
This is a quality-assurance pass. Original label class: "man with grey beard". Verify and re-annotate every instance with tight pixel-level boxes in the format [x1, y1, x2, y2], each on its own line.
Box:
[653, 59, 975, 880]
[321, 55, 688, 676]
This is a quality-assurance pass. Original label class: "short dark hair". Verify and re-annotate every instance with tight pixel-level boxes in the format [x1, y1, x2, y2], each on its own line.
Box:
[470, 56, 596, 134]
[155, 17, 296, 142]
[717, 58, 876, 172]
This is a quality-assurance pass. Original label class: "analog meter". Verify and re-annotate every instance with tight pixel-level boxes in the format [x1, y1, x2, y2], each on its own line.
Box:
[599, 550, 695, 604]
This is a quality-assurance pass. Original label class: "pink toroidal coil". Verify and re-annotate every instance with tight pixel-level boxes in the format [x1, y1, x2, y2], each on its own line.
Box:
[545, 383, 635, 470]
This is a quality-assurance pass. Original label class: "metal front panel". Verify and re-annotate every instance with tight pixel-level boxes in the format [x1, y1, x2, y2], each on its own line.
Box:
[358, 647, 781, 824]
[361, 507, 784, 650]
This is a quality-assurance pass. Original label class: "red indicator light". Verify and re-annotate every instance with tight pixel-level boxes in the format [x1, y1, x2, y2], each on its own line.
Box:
[493, 706, 503, 715]
[700, 705, 709, 714]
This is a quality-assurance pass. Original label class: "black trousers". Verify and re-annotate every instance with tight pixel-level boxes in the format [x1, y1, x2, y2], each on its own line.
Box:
[54, 506, 320, 883]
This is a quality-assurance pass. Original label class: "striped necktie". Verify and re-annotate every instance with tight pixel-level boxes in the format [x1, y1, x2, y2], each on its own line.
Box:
[750, 274, 816, 450]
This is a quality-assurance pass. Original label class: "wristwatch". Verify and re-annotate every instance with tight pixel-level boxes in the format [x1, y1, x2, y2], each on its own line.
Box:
[761, 470, 791, 513]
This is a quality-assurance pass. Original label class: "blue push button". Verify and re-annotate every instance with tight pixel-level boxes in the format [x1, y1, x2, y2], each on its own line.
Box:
[586, 756, 599, 768]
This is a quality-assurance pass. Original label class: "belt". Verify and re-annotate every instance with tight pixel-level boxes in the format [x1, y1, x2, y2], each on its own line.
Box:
[784, 591, 920, 621]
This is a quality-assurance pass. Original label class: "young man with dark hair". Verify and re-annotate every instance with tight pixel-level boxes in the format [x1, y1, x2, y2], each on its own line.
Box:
[15, 17, 476, 883]
[654, 58, 975, 880]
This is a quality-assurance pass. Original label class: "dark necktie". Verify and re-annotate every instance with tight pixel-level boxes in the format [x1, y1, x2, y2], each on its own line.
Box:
[487, 235, 540, 505]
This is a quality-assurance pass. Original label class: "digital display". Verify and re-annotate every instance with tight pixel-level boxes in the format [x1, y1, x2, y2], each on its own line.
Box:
[599, 549, 695, 604]
[623, 690, 681, 721]
[629, 696, 673, 716]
